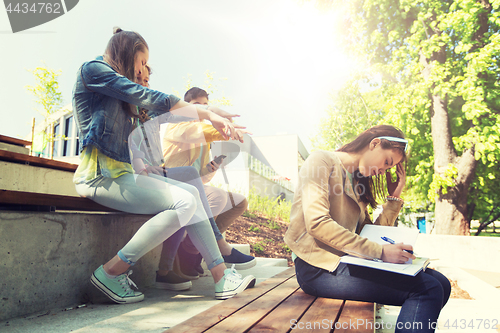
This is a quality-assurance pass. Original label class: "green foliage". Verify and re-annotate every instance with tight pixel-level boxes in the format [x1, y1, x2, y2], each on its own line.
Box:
[248, 225, 261, 233]
[242, 211, 258, 219]
[25, 64, 63, 155]
[252, 242, 265, 254]
[252, 239, 273, 254]
[25, 64, 63, 118]
[173, 70, 232, 107]
[312, 0, 500, 229]
[267, 220, 282, 230]
[428, 164, 459, 202]
[282, 244, 292, 253]
[246, 188, 292, 223]
[311, 75, 385, 151]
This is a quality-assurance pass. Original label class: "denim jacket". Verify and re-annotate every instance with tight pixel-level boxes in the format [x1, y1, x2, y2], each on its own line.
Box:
[72, 56, 181, 163]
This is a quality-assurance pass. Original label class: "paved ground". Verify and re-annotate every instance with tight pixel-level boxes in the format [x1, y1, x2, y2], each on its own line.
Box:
[3, 258, 499, 333]
[378, 266, 500, 333]
[462, 268, 500, 289]
[1, 258, 289, 333]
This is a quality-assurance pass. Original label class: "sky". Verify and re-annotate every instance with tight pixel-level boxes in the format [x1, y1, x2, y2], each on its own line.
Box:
[0, 0, 355, 152]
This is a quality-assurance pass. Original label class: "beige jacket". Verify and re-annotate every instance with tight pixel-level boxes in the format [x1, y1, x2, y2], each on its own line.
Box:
[284, 150, 403, 272]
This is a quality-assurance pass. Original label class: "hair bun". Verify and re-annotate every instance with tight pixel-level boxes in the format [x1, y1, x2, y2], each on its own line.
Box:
[113, 26, 123, 34]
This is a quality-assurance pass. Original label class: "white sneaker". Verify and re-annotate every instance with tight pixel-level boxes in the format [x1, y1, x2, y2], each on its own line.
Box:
[214, 265, 256, 300]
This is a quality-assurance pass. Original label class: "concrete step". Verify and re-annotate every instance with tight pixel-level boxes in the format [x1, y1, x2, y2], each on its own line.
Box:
[0, 142, 30, 155]
[0, 160, 78, 197]
[1, 257, 291, 333]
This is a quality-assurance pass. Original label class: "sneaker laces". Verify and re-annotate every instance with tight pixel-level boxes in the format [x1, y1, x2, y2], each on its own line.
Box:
[118, 270, 138, 292]
[226, 264, 242, 282]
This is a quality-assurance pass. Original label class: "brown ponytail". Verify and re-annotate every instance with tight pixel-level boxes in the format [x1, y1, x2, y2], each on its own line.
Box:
[103, 27, 149, 118]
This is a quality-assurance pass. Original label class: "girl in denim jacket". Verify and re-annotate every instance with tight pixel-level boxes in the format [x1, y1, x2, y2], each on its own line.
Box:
[73, 27, 255, 303]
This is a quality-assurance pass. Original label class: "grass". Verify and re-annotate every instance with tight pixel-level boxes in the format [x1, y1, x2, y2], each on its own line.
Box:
[470, 226, 500, 237]
[248, 225, 261, 233]
[253, 242, 265, 254]
[242, 211, 258, 219]
[267, 220, 282, 230]
[246, 188, 292, 223]
[472, 231, 500, 237]
[252, 239, 273, 254]
[241, 189, 292, 258]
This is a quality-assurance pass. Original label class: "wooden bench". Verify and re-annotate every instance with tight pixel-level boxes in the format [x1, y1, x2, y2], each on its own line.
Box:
[0, 149, 78, 172]
[0, 189, 119, 212]
[0, 134, 32, 147]
[0, 148, 117, 212]
[167, 267, 375, 333]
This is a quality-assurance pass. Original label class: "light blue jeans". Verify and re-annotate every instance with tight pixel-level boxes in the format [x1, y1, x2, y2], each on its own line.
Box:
[75, 167, 224, 270]
[154, 166, 224, 271]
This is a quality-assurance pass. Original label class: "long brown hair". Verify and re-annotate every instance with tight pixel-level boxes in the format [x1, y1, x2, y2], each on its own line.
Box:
[337, 125, 408, 208]
[103, 27, 149, 118]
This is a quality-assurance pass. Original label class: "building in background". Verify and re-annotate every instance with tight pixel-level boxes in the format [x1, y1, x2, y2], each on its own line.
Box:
[209, 134, 309, 202]
[27, 104, 80, 164]
[29, 105, 310, 201]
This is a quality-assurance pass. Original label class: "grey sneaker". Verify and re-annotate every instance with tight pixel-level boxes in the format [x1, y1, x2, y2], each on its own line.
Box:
[214, 265, 256, 300]
[155, 271, 192, 291]
[90, 265, 144, 304]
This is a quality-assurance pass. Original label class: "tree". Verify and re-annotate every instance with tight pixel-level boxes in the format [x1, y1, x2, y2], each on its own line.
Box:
[173, 70, 232, 107]
[25, 64, 63, 118]
[25, 64, 63, 157]
[314, 0, 500, 235]
[311, 74, 385, 151]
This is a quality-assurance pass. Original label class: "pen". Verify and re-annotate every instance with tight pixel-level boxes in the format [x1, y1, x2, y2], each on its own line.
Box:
[381, 236, 414, 254]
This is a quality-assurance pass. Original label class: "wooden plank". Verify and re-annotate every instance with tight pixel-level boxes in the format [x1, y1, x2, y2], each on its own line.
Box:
[0, 135, 31, 147]
[166, 268, 296, 333]
[0, 190, 120, 212]
[248, 289, 316, 333]
[0, 150, 78, 172]
[204, 277, 301, 333]
[334, 301, 374, 333]
[292, 298, 344, 333]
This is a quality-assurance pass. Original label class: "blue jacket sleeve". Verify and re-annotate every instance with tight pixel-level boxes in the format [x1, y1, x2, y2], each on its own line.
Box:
[80, 60, 181, 112]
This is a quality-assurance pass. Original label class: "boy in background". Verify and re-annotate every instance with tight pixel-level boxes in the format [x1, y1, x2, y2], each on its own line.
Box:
[159, 87, 256, 282]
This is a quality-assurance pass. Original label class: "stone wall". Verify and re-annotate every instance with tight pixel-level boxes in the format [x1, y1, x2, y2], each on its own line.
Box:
[0, 211, 159, 321]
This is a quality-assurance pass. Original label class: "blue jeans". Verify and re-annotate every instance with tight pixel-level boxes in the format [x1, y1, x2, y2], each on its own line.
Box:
[75, 167, 224, 270]
[295, 257, 450, 333]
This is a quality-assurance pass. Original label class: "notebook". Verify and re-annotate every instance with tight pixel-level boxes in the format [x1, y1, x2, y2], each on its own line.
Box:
[340, 225, 430, 276]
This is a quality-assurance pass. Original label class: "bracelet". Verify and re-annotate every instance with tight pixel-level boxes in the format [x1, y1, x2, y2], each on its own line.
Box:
[137, 167, 147, 175]
[387, 196, 404, 203]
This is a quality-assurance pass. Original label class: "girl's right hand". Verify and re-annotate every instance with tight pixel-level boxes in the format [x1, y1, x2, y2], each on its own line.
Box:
[381, 243, 416, 263]
[386, 162, 406, 198]
[208, 112, 246, 141]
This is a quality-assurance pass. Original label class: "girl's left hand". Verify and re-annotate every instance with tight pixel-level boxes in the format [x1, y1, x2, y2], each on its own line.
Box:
[208, 106, 240, 123]
[386, 162, 406, 198]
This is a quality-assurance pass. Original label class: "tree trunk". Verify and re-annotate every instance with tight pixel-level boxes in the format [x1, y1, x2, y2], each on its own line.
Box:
[432, 0, 491, 235]
[420, 48, 476, 235]
[434, 149, 476, 235]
